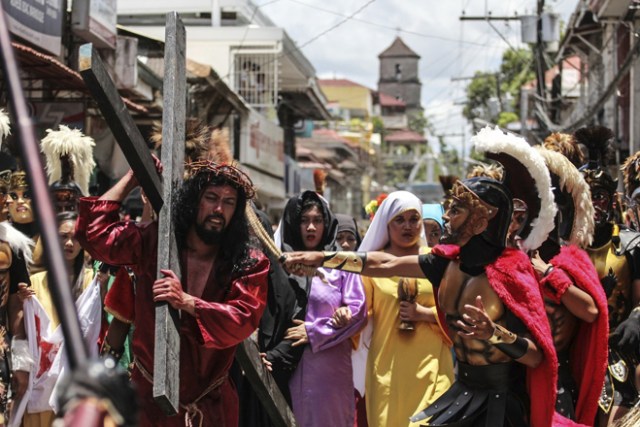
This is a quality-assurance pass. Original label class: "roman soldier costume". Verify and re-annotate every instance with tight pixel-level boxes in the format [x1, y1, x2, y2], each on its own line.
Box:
[576, 126, 640, 413]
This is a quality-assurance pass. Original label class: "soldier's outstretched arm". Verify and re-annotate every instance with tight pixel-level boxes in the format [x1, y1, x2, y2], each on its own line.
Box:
[282, 251, 425, 278]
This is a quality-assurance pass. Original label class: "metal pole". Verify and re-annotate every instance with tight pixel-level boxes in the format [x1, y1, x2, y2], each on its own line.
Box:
[0, 3, 87, 369]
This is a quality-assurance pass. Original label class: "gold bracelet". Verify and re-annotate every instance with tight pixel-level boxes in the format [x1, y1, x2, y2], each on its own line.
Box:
[322, 251, 366, 273]
[487, 323, 517, 345]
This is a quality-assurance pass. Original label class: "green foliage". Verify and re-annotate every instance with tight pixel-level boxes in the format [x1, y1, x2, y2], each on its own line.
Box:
[408, 111, 430, 134]
[497, 111, 519, 128]
[463, 47, 535, 124]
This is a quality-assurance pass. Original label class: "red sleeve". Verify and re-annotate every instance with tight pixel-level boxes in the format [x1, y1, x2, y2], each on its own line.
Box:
[75, 197, 149, 267]
[192, 253, 269, 349]
[540, 266, 573, 304]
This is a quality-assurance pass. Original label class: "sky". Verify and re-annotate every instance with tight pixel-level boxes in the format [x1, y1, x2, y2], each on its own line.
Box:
[258, 0, 579, 157]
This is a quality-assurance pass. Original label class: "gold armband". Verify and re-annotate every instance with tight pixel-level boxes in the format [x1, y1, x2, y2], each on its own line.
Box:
[322, 251, 366, 273]
[487, 323, 517, 345]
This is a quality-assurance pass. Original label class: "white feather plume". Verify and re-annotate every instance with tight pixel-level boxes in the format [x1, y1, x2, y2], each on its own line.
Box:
[0, 222, 34, 266]
[41, 125, 96, 196]
[535, 146, 595, 248]
[0, 109, 10, 149]
[472, 126, 557, 251]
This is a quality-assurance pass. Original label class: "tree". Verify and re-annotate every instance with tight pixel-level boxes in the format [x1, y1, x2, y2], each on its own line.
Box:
[463, 47, 535, 124]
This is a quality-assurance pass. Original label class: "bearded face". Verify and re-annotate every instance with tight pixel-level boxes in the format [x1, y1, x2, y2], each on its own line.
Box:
[441, 200, 476, 246]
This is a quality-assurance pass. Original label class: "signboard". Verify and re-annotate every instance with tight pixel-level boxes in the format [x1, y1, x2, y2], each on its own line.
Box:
[29, 101, 85, 137]
[72, 0, 117, 49]
[241, 109, 285, 177]
[5, 0, 64, 56]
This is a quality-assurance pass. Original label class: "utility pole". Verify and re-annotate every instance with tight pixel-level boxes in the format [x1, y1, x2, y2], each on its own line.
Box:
[535, 0, 546, 101]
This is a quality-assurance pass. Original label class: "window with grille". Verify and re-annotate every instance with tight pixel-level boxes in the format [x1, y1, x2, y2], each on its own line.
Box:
[232, 52, 278, 107]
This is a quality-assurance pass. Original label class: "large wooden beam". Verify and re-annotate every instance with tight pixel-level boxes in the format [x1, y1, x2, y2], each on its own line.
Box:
[78, 43, 163, 212]
[153, 12, 186, 416]
[236, 336, 298, 427]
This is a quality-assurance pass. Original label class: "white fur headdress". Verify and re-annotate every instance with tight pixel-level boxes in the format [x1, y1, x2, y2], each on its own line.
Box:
[472, 126, 557, 251]
[536, 146, 595, 248]
[0, 109, 10, 149]
[0, 221, 34, 265]
[41, 125, 96, 196]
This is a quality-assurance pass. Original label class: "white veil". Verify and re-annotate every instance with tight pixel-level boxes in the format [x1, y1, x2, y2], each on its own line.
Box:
[359, 190, 426, 251]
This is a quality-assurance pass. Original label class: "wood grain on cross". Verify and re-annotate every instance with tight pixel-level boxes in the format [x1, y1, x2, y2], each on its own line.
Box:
[78, 11, 297, 426]
[79, 12, 185, 415]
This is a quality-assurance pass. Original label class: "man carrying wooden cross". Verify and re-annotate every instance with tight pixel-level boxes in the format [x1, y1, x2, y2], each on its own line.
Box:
[75, 155, 269, 427]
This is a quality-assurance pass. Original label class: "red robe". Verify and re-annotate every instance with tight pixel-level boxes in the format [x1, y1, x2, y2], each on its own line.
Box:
[432, 245, 558, 427]
[76, 197, 269, 427]
[542, 245, 609, 426]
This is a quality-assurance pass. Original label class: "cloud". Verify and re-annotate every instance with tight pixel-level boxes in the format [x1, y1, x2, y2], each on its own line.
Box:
[260, 0, 578, 152]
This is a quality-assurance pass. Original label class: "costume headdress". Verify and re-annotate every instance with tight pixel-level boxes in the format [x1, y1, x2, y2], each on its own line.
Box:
[467, 163, 503, 181]
[449, 177, 513, 247]
[535, 146, 595, 248]
[621, 151, 640, 200]
[0, 110, 12, 194]
[150, 118, 211, 166]
[9, 171, 28, 193]
[543, 132, 585, 168]
[472, 126, 557, 251]
[41, 125, 95, 197]
[575, 126, 617, 195]
[0, 109, 10, 147]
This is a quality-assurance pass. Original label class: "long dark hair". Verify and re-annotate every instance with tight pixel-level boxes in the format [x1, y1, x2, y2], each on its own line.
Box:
[172, 171, 257, 286]
[57, 211, 85, 282]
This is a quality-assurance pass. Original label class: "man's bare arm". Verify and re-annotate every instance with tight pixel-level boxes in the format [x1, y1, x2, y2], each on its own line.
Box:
[283, 251, 426, 278]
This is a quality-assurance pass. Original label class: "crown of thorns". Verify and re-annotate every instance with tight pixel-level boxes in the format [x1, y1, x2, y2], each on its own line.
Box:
[187, 160, 256, 199]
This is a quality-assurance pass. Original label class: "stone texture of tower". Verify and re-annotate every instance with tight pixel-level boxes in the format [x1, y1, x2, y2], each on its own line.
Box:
[378, 36, 422, 114]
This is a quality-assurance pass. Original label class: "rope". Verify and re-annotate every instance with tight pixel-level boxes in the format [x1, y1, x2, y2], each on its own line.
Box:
[133, 357, 227, 427]
[245, 205, 322, 278]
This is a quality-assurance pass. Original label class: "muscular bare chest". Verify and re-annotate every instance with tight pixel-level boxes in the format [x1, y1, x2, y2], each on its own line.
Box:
[544, 298, 578, 352]
[439, 262, 514, 365]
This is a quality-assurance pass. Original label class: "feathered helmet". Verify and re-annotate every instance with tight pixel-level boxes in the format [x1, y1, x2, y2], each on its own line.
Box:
[621, 151, 640, 229]
[41, 125, 96, 212]
[621, 151, 640, 200]
[449, 177, 512, 248]
[575, 126, 617, 196]
[472, 126, 557, 251]
[151, 118, 211, 174]
[536, 146, 595, 248]
[179, 123, 256, 200]
[543, 132, 585, 168]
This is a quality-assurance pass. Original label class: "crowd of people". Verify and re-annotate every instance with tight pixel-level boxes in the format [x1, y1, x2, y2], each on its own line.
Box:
[0, 104, 638, 427]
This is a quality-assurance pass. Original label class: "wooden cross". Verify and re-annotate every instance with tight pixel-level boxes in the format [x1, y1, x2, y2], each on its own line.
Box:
[78, 12, 297, 426]
[79, 12, 185, 415]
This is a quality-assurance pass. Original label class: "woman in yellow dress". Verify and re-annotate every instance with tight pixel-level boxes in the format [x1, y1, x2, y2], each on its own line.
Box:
[356, 191, 453, 427]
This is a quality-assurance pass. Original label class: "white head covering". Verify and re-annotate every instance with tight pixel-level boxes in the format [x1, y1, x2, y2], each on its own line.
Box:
[360, 190, 426, 251]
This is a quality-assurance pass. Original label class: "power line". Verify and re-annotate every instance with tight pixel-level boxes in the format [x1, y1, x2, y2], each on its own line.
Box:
[282, 0, 505, 48]
[295, 0, 377, 50]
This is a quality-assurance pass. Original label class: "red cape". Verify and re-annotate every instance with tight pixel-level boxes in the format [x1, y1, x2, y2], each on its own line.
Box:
[432, 245, 558, 427]
[548, 245, 609, 426]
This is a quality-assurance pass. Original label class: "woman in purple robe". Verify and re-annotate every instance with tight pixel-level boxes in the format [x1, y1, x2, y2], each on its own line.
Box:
[278, 191, 367, 427]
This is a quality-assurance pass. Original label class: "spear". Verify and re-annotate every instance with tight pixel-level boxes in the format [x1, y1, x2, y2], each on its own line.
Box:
[0, 2, 88, 369]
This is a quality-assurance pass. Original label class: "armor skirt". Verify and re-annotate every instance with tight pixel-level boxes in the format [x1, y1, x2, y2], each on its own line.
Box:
[410, 362, 528, 427]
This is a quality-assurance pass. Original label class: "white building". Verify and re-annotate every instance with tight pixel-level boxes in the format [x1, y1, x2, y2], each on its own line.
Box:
[117, 0, 330, 212]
